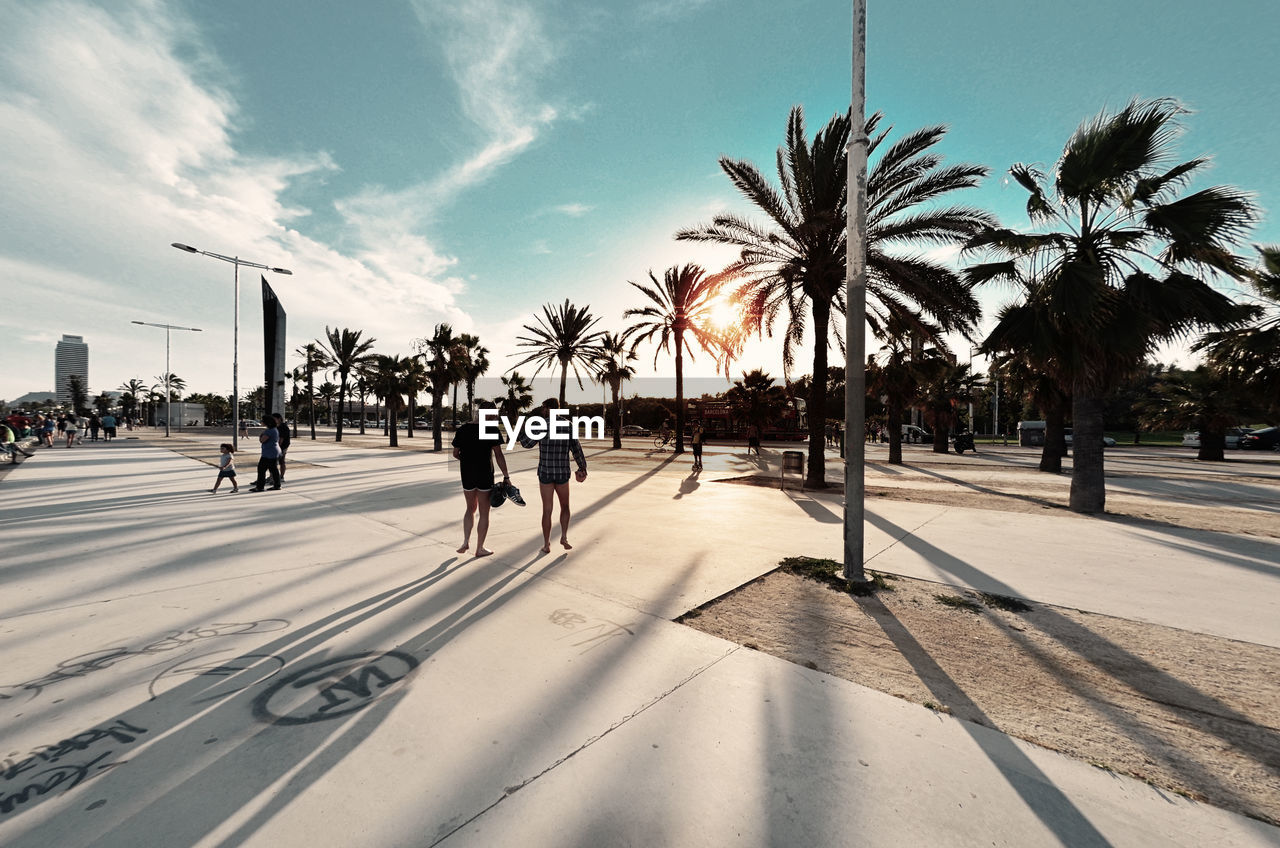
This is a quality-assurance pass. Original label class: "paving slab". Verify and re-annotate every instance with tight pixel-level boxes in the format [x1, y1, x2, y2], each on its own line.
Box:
[2, 442, 1277, 847]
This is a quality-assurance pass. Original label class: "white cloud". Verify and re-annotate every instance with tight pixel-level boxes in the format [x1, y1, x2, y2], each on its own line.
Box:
[0, 0, 536, 398]
[553, 203, 594, 217]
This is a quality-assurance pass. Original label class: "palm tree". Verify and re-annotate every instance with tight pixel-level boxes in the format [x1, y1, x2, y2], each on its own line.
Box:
[119, 378, 146, 421]
[318, 327, 376, 443]
[93, 392, 113, 416]
[67, 375, 89, 416]
[624, 265, 726, 454]
[1196, 244, 1280, 420]
[369, 355, 411, 448]
[454, 333, 489, 423]
[316, 382, 339, 425]
[868, 327, 919, 466]
[352, 362, 374, 435]
[726, 369, 789, 432]
[295, 343, 326, 439]
[402, 355, 429, 438]
[1136, 365, 1254, 461]
[156, 373, 186, 401]
[967, 99, 1256, 512]
[511, 300, 604, 406]
[594, 331, 638, 449]
[416, 324, 459, 451]
[991, 351, 1071, 473]
[500, 371, 534, 419]
[916, 355, 978, 454]
[678, 106, 992, 486]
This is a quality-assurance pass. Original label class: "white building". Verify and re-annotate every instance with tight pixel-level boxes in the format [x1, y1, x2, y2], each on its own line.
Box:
[55, 334, 89, 404]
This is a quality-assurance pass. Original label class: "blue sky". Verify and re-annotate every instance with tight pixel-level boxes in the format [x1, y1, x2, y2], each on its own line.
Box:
[3, 0, 1277, 403]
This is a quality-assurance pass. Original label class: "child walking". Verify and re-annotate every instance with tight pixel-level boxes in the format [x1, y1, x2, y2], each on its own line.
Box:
[211, 443, 239, 493]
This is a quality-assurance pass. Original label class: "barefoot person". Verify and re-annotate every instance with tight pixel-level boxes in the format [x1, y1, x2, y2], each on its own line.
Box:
[519, 399, 588, 553]
[452, 400, 511, 557]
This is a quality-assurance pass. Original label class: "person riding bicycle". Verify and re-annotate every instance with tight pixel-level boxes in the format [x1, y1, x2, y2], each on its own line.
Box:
[658, 419, 672, 443]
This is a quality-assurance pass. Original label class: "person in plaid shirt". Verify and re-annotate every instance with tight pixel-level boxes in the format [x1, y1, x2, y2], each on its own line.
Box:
[519, 398, 588, 553]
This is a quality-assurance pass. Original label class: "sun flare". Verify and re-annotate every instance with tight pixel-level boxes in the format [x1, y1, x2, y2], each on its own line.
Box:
[705, 296, 741, 332]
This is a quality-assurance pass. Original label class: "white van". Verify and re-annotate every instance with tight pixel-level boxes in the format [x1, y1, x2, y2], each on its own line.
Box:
[901, 424, 930, 443]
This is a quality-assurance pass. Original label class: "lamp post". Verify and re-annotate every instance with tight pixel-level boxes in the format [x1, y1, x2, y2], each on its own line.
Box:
[132, 321, 201, 437]
[171, 243, 292, 450]
[843, 0, 870, 586]
[969, 345, 980, 434]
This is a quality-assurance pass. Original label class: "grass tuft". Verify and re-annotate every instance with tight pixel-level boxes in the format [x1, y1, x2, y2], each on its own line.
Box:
[934, 593, 983, 613]
[978, 592, 1033, 612]
[780, 557, 894, 595]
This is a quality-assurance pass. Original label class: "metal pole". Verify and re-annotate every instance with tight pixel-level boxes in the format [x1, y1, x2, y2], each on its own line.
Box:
[233, 259, 240, 451]
[165, 326, 171, 438]
[843, 0, 869, 585]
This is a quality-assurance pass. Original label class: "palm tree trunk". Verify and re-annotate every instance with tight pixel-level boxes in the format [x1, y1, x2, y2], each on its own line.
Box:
[1197, 430, 1226, 461]
[932, 414, 949, 454]
[452, 383, 459, 428]
[674, 332, 685, 454]
[336, 377, 347, 443]
[887, 400, 903, 465]
[558, 362, 568, 407]
[466, 380, 476, 418]
[389, 402, 399, 447]
[308, 373, 316, 440]
[1040, 407, 1067, 473]
[611, 382, 622, 450]
[1068, 390, 1106, 513]
[407, 394, 416, 438]
[359, 394, 367, 435]
[805, 302, 830, 487]
[432, 391, 443, 451]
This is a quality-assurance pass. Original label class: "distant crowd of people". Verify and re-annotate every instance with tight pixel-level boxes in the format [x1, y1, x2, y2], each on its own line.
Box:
[3, 411, 131, 460]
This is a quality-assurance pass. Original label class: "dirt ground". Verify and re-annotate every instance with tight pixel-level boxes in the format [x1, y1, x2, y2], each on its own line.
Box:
[681, 561, 1280, 826]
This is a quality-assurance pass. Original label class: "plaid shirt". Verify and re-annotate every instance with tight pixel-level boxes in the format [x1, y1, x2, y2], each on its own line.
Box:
[519, 429, 587, 480]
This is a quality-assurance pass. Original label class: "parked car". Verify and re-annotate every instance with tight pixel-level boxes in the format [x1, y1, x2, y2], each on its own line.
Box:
[1182, 427, 1250, 449]
[1064, 429, 1117, 448]
[1240, 427, 1280, 450]
[901, 424, 931, 444]
[621, 424, 650, 437]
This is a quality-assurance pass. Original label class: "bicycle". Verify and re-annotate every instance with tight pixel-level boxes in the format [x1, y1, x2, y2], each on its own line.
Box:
[653, 431, 673, 450]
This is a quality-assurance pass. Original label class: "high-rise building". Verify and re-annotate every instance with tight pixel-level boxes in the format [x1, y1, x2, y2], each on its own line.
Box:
[55, 334, 89, 404]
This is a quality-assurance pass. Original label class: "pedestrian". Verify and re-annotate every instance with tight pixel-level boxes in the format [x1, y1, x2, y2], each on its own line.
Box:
[3, 423, 35, 462]
[746, 423, 761, 457]
[248, 414, 282, 492]
[56, 414, 67, 442]
[272, 412, 291, 484]
[239, 418, 249, 439]
[519, 398, 588, 553]
[41, 415, 55, 446]
[102, 412, 116, 440]
[211, 443, 239, 493]
[89, 413, 101, 442]
[64, 414, 80, 447]
[452, 400, 513, 557]
[690, 420, 705, 470]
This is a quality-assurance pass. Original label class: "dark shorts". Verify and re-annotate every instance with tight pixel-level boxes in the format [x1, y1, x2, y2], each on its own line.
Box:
[218, 468, 236, 479]
[460, 466, 495, 492]
[538, 471, 570, 486]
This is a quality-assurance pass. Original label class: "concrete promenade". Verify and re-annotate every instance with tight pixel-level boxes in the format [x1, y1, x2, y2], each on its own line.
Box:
[1, 437, 1277, 846]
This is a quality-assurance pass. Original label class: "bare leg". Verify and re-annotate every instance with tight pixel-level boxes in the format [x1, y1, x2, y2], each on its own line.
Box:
[555, 482, 572, 549]
[458, 490, 477, 553]
[475, 497, 493, 556]
[539, 483, 554, 553]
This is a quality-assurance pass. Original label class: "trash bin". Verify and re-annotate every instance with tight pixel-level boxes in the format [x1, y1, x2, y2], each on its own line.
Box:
[782, 450, 804, 489]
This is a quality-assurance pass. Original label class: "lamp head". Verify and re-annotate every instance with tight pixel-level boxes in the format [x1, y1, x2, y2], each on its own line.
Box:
[270, 267, 293, 275]
[171, 242, 199, 253]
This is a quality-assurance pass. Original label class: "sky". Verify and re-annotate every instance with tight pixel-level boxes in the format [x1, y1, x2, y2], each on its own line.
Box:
[3, 0, 1278, 405]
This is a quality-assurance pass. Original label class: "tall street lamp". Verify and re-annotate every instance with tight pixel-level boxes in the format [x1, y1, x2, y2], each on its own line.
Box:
[132, 321, 201, 437]
[843, 0, 870, 586]
[171, 242, 292, 450]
